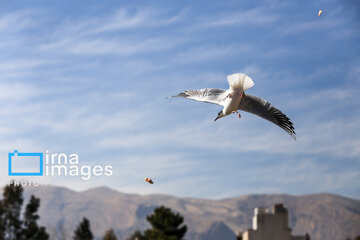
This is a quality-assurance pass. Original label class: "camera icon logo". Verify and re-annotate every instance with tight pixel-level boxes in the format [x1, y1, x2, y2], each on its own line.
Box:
[8, 150, 43, 176]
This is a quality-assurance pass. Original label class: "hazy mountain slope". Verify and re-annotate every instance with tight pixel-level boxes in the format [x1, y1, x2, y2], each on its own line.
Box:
[24, 186, 360, 240]
[198, 222, 237, 240]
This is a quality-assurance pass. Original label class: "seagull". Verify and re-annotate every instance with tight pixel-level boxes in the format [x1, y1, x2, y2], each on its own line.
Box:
[172, 73, 296, 140]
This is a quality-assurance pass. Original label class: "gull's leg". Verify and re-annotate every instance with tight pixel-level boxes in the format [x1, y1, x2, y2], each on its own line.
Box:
[239, 93, 244, 102]
[232, 110, 241, 118]
[238, 93, 245, 105]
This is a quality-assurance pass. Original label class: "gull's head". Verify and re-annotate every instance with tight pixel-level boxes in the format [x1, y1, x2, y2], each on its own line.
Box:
[214, 111, 226, 121]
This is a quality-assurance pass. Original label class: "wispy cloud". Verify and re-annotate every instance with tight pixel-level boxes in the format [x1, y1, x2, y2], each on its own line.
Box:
[201, 7, 279, 27]
[88, 8, 150, 34]
[51, 7, 184, 37]
[173, 45, 242, 65]
[64, 37, 182, 56]
[38, 8, 187, 56]
[278, 17, 344, 36]
[0, 81, 37, 103]
[0, 10, 35, 33]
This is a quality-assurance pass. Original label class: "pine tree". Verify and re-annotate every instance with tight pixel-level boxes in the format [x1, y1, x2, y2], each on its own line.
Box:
[103, 228, 117, 240]
[127, 230, 145, 240]
[144, 206, 187, 240]
[1, 182, 24, 240]
[0, 181, 49, 240]
[0, 200, 5, 240]
[73, 217, 93, 240]
[22, 195, 49, 240]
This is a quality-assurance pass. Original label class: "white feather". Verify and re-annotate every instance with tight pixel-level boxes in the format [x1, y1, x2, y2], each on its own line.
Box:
[227, 73, 254, 90]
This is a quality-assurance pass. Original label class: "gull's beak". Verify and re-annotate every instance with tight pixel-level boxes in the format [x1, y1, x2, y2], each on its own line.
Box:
[214, 116, 220, 122]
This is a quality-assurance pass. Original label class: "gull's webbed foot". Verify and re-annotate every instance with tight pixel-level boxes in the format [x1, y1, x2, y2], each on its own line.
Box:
[232, 111, 241, 118]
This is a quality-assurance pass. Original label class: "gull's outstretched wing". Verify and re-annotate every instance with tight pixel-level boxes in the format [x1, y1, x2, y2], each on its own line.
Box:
[172, 88, 227, 106]
[238, 94, 296, 139]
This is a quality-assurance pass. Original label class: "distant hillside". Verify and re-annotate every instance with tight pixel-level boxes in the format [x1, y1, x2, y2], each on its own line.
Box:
[24, 186, 360, 240]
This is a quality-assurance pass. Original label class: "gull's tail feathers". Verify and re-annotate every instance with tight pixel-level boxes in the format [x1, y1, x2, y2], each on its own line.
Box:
[227, 73, 254, 91]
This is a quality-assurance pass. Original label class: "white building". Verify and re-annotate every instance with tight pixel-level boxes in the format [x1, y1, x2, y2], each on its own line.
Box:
[241, 204, 309, 240]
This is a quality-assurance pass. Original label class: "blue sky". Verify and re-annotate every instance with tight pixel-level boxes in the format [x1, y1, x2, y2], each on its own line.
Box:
[1, 0, 359, 199]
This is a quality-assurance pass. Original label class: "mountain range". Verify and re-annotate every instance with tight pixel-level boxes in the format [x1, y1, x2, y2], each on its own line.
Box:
[23, 186, 360, 240]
